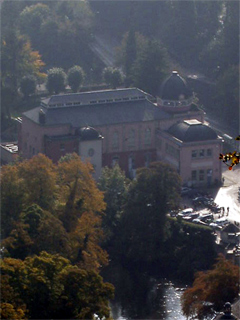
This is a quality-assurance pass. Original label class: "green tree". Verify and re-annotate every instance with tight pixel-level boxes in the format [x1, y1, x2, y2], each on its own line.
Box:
[1, 164, 25, 238]
[214, 65, 239, 126]
[181, 254, 240, 319]
[46, 67, 66, 94]
[20, 75, 36, 98]
[124, 28, 137, 83]
[131, 40, 169, 95]
[103, 67, 113, 85]
[102, 67, 123, 88]
[67, 65, 85, 92]
[1, 29, 46, 116]
[1, 252, 114, 320]
[119, 162, 181, 264]
[98, 165, 129, 241]
[19, 3, 50, 48]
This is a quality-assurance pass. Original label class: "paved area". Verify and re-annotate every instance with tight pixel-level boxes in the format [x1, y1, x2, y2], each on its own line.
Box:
[181, 163, 240, 221]
[214, 164, 240, 222]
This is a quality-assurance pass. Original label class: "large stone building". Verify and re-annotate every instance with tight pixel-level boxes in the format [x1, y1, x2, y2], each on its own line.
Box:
[19, 71, 223, 185]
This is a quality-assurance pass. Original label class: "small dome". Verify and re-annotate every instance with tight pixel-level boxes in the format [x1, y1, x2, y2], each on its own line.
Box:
[159, 71, 192, 100]
[77, 126, 101, 140]
[167, 119, 218, 142]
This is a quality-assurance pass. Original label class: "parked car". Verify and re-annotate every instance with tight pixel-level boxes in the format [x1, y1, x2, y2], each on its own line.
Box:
[182, 212, 199, 222]
[177, 208, 194, 217]
[209, 218, 229, 229]
[192, 214, 213, 225]
[192, 196, 213, 206]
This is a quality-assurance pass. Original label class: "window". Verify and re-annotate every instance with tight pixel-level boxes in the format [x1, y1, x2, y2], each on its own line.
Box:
[60, 144, 65, 151]
[192, 150, 197, 158]
[145, 153, 151, 167]
[199, 149, 205, 158]
[112, 156, 119, 167]
[199, 170, 205, 181]
[192, 170, 197, 180]
[128, 129, 135, 148]
[207, 149, 212, 157]
[207, 169, 212, 176]
[32, 147, 35, 155]
[112, 131, 119, 149]
[144, 128, 151, 146]
[88, 148, 94, 157]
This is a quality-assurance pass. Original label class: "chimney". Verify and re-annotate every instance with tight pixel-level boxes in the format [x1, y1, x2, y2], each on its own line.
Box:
[39, 109, 46, 125]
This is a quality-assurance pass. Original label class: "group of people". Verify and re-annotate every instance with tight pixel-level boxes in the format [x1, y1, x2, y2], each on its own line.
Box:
[218, 207, 230, 218]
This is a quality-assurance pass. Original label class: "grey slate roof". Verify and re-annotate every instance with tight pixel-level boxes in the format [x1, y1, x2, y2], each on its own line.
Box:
[167, 119, 218, 142]
[23, 98, 171, 127]
[42, 88, 153, 108]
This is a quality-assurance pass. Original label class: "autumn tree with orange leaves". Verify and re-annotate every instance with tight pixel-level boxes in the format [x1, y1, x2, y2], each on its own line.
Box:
[181, 254, 240, 319]
[1, 154, 114, 319]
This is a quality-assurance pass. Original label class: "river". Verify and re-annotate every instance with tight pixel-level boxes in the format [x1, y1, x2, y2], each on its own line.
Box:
[102, 263, 188, 320]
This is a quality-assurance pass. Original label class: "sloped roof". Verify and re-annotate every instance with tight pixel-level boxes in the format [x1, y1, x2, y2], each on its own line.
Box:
[167, 119, 218, 142]
[42, 88, 153, 108]
[23, 97, 171, 127]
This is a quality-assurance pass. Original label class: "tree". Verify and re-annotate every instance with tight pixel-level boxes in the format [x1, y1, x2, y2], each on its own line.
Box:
[98, 165, 129, 241]
[181, 254, 240, 319]
[19, 3, 50, 48]
[214, 65, 239, 126]
[20, 75, 36, 98]
[102, 67, 123, 88]
[67, 65, 85, 92]
[1, 164, 25, 238]
[124, 28, 137, 84]
[19, 154, 56, 210]
[1, 29, 46, 110]
[119, 162, 181, 264]
[131, 40, 169, 95]
[46, 67, 66, 94]
[57, 153, 105, 231]
[57, 154, 108, 270]
[1, 252, 114, 320]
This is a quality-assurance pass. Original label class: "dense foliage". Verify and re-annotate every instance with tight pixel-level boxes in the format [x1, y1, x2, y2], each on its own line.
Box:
[68, 65, 85, 92]
[181, 254, 240, 319]
[1, 154, 114, 319]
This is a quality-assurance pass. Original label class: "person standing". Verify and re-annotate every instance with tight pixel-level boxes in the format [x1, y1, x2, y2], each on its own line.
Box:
[215, 302, 237, 319]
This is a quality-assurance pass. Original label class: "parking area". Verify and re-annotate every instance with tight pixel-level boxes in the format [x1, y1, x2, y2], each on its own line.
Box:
[177, 164, 240, 229]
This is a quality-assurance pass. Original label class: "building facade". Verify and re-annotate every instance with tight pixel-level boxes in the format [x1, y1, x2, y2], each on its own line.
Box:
[18, 71, 222, 184]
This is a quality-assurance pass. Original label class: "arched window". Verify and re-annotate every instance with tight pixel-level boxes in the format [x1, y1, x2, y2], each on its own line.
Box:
[128, 129, 135, 148]
[112, 131, 119, 149]
[144, 128, 151, 146]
